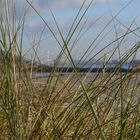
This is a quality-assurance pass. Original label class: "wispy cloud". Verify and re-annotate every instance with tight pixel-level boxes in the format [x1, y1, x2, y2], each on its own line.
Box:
[23, 0, 116, 36]
[27, 0, 116, 11]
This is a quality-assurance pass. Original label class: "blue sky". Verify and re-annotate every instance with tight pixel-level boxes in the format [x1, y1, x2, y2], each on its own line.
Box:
[16, 0, 140, 61]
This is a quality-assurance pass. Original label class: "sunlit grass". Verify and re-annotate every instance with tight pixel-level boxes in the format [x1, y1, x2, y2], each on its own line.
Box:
[0, 0, 140, 139]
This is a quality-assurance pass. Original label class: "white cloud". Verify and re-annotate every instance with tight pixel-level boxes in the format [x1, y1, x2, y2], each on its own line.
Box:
[29, 0, 115, 11]
[14, 0, 116, 35]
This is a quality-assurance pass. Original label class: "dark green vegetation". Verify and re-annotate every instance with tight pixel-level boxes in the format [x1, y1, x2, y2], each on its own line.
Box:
[0, 0, 140, 139]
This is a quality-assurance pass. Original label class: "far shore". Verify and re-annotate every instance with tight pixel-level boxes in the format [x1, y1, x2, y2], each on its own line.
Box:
[31, 66, 135, 73]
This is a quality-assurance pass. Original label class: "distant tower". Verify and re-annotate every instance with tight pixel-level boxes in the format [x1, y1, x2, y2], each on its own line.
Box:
[47, 51, 50, 66]
[103, 53, 108, 74]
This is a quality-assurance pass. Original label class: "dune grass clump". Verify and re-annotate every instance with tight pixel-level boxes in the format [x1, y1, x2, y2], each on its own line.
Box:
[0, 0, 140, 139]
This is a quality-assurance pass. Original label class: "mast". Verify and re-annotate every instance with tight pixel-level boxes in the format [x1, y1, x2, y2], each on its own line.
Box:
[47, 50, 50, 66]
[103, 52, 107, 75]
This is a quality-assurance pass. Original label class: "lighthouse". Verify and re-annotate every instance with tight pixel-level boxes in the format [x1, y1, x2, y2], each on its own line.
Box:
[47, 51, 50, 66]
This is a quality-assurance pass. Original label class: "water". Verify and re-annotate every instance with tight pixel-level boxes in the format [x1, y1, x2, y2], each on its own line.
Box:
[33, 72, 87, 78]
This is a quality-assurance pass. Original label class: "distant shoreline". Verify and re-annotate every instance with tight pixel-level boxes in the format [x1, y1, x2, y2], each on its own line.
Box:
[33, 66, 133, 73]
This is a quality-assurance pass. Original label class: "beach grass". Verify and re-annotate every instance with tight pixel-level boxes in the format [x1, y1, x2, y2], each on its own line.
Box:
[0, 0, 140, 139]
